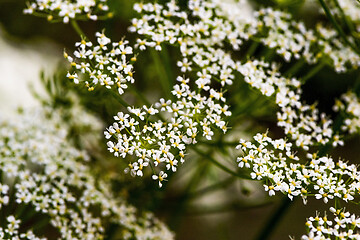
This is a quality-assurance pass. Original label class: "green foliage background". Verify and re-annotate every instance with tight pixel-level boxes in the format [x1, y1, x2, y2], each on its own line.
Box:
[1, 0, 360, 239]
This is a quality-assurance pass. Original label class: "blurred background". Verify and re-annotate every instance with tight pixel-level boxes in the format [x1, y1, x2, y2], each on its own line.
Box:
[0, 0, 360, 239]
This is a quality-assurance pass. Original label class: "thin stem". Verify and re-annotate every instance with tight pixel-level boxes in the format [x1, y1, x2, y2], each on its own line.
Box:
[186, 199, 273, 215]
[254, 197, 294, 240]
[353, 73, 360, 93]
[231, 94, 265, 118]
[317, 0, 360, 54]
[191, 146, 252, 180]
[70, 19, 87, 39]
[128, 85, 151, 106]
[168, 158, 210, 230]
[106, 223, 119, 240]
[109, 90, 129, 107]
[150, 49, 173, 99]
[245, 41, 260, 59]
[335, 198, 342, 209]
[284, 59, 305, 77]
[160, 46, 175, 88]
[197, 140, 239, 147]
[318, 143, 332, 157]
[264, 48, 276, 62]
[188, 176, 236, 199]
[301, 61, 326, 83]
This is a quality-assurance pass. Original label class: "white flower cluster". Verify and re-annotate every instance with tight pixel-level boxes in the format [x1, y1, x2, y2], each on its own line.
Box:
[132, 0, 360, 73]
[0, 215, 45, 240]
[65, 32, 135, 95]
[100, 0, 238, 187]
[332, 0, 360, 24]
[334, 90, 360, 134]
[130, 0, 349, 150]
[301, 207, 360, 240]
[0, 183, 9, 208]
[253, 8, 313, 62]
[0, 108, 173, 239]
[130, 0, 250, 61]
[97, 0, 360, 188]
[23, 0, 109, 23]
[131, 1, 238, 88]
[105, 76, 230, 187]
[236, 133, 360, 204]
[238, 59, 343, 150]
[253, 8, 360, 72]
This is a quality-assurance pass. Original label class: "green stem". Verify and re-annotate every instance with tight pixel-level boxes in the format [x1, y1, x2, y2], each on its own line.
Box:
[317, 0, 360, 54]
[318, 143, 332, 157]
[284, 59, 305, 77]
[246, 41, 260, 59]
[109, 90, 129, 107]
[353, 73, 360, 93]
[188, 176, 236, 199]
[168, 158, 209, 230]
[106, 223, 119, 240]
[150, 49, 173, 99]
[197, 140, 239, 147]
[160, 46, 175, 88]
[334, 198, 342, 209]
[187, 199, 273, 215]
[70, 20, 87, 39]
[264, 48, 276, 62]
[128, 85, 151, 106]
[301, 62, 326, 83]
[191, 146, 252, 180]
[231, 94, 264, 118]
[254, 197, 293, 240]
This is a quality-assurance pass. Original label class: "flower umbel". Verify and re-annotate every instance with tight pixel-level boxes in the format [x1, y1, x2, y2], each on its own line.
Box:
[65, 32, 135, 95]
[24, 0, 110, 23]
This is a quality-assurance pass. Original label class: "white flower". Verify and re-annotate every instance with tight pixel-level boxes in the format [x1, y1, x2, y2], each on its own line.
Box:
[0, 108, 173, 239]
[24, 0, 110, 23]
[66, 32, 135, 95]
[152, 171, 168, 187]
